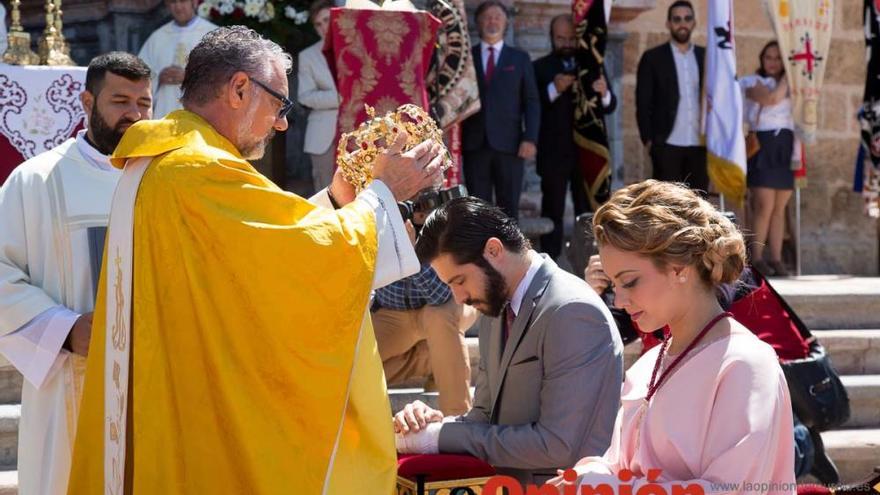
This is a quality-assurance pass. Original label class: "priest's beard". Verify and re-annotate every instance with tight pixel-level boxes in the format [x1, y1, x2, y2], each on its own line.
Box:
[238, 104, 276, 160]
[89, 105, 136, 155]
[467, 258, 509, 318]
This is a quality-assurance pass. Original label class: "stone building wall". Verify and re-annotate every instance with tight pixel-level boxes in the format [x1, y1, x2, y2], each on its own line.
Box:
[477, 0, 878, 274]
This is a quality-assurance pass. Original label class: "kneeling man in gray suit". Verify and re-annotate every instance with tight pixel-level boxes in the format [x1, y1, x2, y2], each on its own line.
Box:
[394, 197, 623, 486]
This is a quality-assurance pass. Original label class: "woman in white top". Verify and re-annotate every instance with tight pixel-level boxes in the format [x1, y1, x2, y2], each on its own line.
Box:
[740, 41, 795, 276]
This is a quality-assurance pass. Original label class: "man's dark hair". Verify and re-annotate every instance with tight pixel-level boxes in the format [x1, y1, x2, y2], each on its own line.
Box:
[475, 0, 508, 21]
[85, 52, 152, 96]
[549, 14, 573, 41]
[667, 0, 694, 20]
[181, 26, 293, 107]
[415, 197, 529, 266]
[309, 0, 333, 22]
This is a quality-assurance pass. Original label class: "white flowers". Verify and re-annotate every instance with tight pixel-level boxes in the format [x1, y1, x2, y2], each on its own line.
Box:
[283, 5, 309, 24]
[197, 0, 280, 22]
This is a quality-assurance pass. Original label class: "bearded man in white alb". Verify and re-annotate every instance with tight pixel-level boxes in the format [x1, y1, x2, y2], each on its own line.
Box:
[138, 0, 216, 118]
[0, 51, 152, 495]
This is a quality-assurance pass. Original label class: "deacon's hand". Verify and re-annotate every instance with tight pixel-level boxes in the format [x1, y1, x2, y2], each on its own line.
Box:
[518, 141, 536, 160]
[393, 399, 444, 434]
[584, 255, 611, 296]
[159, 66, 185, 86]
[373, 131, 445, 202]
[69, 312, 93, 357]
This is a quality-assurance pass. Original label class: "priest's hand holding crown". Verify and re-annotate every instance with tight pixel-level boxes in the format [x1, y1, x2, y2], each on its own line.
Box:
[328, 104, 452, 206]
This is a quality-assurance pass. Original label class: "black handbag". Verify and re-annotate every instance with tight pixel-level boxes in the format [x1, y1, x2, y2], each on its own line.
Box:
[780, 339, 851, 431]
[759, 271, 851, 431]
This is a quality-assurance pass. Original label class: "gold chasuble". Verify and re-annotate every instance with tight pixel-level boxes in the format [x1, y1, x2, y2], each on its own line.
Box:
[67, 110, 397, 494]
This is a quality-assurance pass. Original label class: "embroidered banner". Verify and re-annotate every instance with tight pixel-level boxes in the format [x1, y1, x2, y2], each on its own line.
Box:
[324, 6, 441, 135]
[764, 0, 833, 143]
[0, 65, 86, 184]
[856, 0, 880, 217]
[571, 0, 612, 210]
[704, 0, 747, 203]
[425, 0, 480, 128]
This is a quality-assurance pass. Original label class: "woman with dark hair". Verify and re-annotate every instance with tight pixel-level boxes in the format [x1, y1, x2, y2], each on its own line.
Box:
[741, 41, 796, 276]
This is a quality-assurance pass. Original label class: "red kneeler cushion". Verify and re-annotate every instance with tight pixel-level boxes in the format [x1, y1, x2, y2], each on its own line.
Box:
[397, 454, 496, 482]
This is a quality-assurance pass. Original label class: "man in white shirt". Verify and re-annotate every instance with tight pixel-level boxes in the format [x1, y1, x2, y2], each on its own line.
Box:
[635, 0, 708, 192]
[138, 0, 217, 118]
[0, 52, 152, 495]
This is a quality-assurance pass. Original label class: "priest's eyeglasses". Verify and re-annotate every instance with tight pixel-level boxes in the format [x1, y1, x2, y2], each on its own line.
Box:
[251, 77, 294, 119]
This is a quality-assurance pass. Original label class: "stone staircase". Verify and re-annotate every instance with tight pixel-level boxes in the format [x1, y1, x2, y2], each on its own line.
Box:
[388, 275, 880, 485]
[0, 277, 874, 493]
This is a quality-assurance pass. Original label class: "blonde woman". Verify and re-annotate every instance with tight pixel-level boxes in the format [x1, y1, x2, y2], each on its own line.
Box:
[552, 180, 795, 495]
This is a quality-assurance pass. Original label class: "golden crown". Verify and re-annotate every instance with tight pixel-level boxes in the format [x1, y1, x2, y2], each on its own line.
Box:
[336, 104, 453, 193]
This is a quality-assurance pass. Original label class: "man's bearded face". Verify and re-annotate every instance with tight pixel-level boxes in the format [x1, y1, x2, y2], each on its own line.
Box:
[466, 258, 509, 318]
[86, 72, 153, 155]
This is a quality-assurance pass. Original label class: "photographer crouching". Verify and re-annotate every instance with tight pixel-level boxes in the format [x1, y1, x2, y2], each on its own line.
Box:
[372, 185, 474, 416]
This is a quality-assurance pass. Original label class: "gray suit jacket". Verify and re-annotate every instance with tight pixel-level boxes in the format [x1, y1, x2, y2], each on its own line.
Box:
[438, 255, 623, 486]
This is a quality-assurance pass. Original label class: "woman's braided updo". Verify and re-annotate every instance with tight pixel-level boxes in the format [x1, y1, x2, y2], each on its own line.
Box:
[592, 180, 746, 287]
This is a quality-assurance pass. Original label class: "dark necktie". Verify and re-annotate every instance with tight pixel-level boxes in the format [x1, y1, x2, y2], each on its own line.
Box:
[502, 304, 515, 348]
[485, 46, 496, 83]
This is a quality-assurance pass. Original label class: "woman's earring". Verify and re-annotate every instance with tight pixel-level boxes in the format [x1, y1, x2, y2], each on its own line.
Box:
[678, 276, 687, 283]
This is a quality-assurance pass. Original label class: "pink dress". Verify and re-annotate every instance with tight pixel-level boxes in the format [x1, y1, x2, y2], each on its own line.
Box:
[577, 328, 795, 495]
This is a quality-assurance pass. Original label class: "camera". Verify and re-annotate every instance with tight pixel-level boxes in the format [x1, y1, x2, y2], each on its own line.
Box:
[397, 184, 468, 225]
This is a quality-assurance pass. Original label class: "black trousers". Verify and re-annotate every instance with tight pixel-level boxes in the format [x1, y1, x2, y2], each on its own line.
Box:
[538, 157, 589, 259]
[650, 144, 709, 193]
[463, 147, 524, 219]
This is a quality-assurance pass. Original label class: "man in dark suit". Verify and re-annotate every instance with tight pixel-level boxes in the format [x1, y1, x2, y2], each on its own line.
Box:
[533, 14, 616, 260]
[461, 0, 541, 219]
[636, 0, 708, 192]
[393, 197, 623, 487]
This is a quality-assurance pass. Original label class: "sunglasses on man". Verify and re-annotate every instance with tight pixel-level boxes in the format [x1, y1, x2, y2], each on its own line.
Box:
[251, 77, 295, 119]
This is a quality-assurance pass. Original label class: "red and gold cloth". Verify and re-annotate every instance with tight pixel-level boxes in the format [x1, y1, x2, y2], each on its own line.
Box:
[324, 6, 441, 135]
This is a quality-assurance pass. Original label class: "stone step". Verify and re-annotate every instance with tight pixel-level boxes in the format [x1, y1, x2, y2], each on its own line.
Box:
[0, 369, 21, 406]
[840, 375, 880, 429]
[0, 406, 19, 471]
[821, 428, 880, 484]
[0, 470, 15, 495]
[814, 330, 880, 375]
[769, 276, 880, 330]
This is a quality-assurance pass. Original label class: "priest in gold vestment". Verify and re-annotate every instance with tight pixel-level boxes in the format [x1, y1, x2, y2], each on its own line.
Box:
[67, 26, 445, 495]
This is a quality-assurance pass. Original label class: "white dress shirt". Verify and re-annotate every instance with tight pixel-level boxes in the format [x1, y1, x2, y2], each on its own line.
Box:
[509, 250, 544, 316]
[666, 42, 702, 146]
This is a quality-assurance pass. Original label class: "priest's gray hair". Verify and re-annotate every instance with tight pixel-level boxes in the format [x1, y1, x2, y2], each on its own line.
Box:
[181, 26, 293, 107]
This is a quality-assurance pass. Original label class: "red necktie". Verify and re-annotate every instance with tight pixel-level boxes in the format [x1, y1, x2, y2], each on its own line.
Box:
[485, 46, 496, 83]
[502, 304, 515, 348]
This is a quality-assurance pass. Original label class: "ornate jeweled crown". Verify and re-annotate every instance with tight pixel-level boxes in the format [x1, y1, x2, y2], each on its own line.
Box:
[336, 104, 453, 193]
